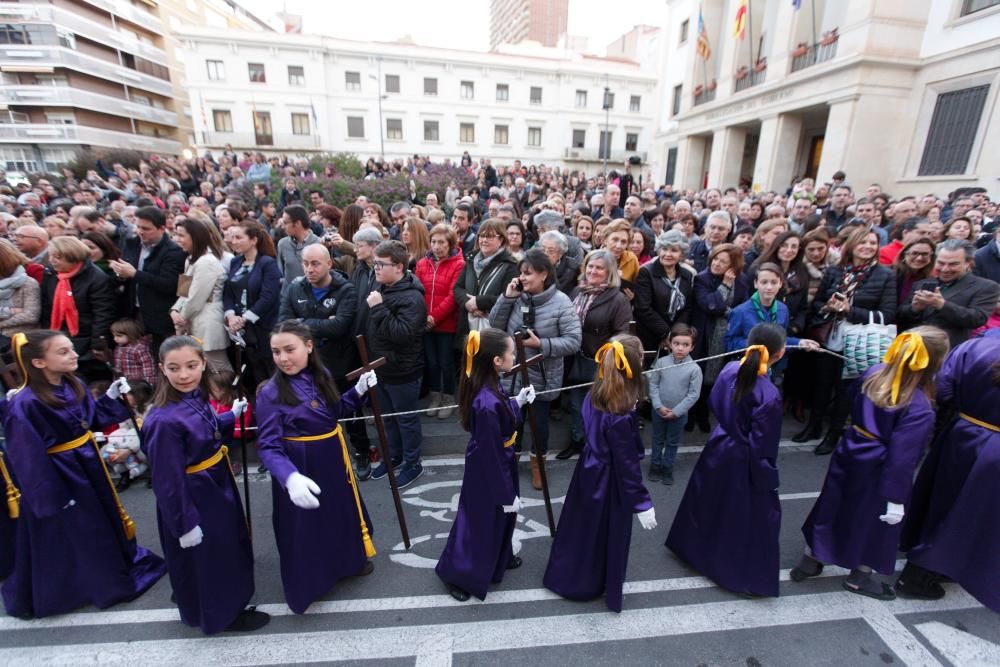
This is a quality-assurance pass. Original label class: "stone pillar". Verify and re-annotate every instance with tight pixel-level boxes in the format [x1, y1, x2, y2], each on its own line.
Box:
[816, 95, 859, 185]
[707, 126, 747, 189]
[677, 134, 709, 190]
[753, 112, 803, 192]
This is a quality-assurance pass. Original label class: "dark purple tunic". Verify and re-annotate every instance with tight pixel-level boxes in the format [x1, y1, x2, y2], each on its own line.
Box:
[255, 371, 373, 614]
[666, 361, 783, 597]
[435, 385, 521, 600]
[802, 365, 935, 575]
[0, 449, 13, 581]
[143, 390, 253, 634]
[901, 336, 1000, 611]
[544, 393, 652, 612]
[2, 382, 165, 618]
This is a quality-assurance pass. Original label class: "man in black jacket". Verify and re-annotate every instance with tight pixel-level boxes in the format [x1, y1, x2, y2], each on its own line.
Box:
[365, 240, 427, 488]
[109, 206, 185, 357]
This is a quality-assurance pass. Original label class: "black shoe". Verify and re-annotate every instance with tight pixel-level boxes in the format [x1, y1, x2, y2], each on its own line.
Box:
[697, 418, 711, 433]
[684, 420, 695, 433]
[843, 571, 895, 601]
[792, 424, 823, 443]
[813, 429, 842, 455]
[225, 606, 271, 632]
[789, 554, 824, 582]
[448, 584, 471, 602]
[146, 477, 154, 489]
[355, 457, 372, 482]
[648, 464, 663, 483]
[354, 561, 375, 577]
[256, 463, 269, 474]
[506, 555, 523, 570]
[115, 474, 131, 492]
[555, 440, 582, 460]
[662, 468, 674, 486]
[895, 562, 946, 600]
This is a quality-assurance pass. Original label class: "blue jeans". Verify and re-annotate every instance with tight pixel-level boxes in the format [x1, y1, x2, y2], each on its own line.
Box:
[515, 400, 551, 455]
[651, 412, 687, 469]
[423, 332, 456, 395]
[376, 379, 422, 465]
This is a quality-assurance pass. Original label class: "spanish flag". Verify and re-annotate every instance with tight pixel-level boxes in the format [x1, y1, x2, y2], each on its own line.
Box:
[696, 8, 711, 60]
[733, 0, 748, 39]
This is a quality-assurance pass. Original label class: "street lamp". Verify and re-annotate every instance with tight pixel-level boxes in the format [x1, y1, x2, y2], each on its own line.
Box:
[368, 56, 387, 160]
[602, 74, 611, 177]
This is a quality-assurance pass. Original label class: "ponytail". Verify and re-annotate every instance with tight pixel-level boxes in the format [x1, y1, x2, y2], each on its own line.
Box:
[733, 323, 786, 404]
[591, 334, 644, 414]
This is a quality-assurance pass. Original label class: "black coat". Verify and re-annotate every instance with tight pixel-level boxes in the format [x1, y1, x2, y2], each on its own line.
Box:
[223, 254, 282, 331]
[633, 261, 695, 351]
[809, 265, 897, 327]
[120, 233, 186, 337]
[366, 273, 427, 383]
[974, 239, 1000, 284]
[453, 250, 519, 341]
[898, 272, 999, 347]
[688, 239, 712, 273]
[40, 260, 115, 361]
[691, 269, 750, 359]
[278, 271, 358, 379]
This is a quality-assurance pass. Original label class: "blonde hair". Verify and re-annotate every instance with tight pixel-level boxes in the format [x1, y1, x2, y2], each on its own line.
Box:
[590, 334, 644, 415]
[862, 326, 950, 409]
[49, 235, 91, 264]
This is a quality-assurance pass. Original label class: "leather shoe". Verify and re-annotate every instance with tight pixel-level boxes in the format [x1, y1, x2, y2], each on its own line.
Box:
[555, 440, 582, 460]
[506, 555, 523, 570]
[813, 430, 841, 455]
[792, 424, 822, 443]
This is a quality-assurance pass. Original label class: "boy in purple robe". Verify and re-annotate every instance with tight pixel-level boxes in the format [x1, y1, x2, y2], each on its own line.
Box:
[896, 334, 1000, 611]
[792, 327, 950, 600]
[436, 328, 535, 602]
[2, 331, 165, 619]
[255, 321, 378, 614]
[0, 447, 14, 581]
[666, 323, 786, 598]
[143, 335, 267, 634]
[544, 334, 657, 612]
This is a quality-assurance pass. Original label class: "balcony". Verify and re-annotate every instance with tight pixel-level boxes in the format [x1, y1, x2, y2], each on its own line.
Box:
[0, 3, 166, 61]
[0, 85, 177, 125]
[563, 147, 647, 163]
[693, 85, 717, 107]
[0, 122, 181, 153]
[78, 0, 163, 34]
[734, 65, 766, 93]
[790, 39, 838, 74]
[201, 131, 322, 151]
[0, 45, 171, 96]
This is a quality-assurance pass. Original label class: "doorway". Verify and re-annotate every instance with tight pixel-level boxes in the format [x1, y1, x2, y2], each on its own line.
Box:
[805, 136, 824, 180]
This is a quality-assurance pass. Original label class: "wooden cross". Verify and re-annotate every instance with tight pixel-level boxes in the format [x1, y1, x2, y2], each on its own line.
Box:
[346, 334, 411, 549]
[513, 335, 556, 536]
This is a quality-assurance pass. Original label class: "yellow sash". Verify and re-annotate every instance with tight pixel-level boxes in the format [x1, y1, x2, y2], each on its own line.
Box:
[186, 445, 230, 475]
[47, 431, 136, 540]
[852, 424, 879, 441]
[286, 425, 376, 558]
[503, 431, 518, 448]
[960, 412, 1000, 433]
[0, 451, 19, 519]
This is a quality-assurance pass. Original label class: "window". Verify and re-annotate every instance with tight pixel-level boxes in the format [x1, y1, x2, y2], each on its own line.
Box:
[124, 54, 169, 81]
[603, 91, 614, 110]
[599, 130, 612, 159]
[386, 118, 403, 140]
[671, 85, 682, 116]
[347, 116, 365, 138]
[572, 129, 585, 148]
[918, 85, 990, 176]
[253, 110, 272, 145]
[423, 77, 437, 96]
[664, 147, 678, 185]
[461, 81, 474, 99]
[962, 0, 1000, 15]
[206, 59, 225, 81]
[530, 86, 542, 105]
[385, 74, 400, 93]
[288, 66, 305, 86]
[248, 63, 266, 83]
[496, 84, 509, 101]
[212, 109, 232, 132]
[345, 71, 361, 90]
[290, 113, 310, 135]
[460, 122, 475, 143]
[575, 90, 587, 108]
[527, 126, 542, 147]
[679, 19, 689, 44]
[424, 120, 439, 141]
[625, 133, 638, 152]
[494, 124, 509, 145]
[630, 95, 641, 112]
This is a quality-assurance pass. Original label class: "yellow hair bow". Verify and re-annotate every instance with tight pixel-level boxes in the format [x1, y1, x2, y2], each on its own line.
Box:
[739, 344, 770, 376]
[883, 332, 929, 406]
[595, 341, 633, 379]
[11, 332, 28, 390]
[464, 330, 481, 377]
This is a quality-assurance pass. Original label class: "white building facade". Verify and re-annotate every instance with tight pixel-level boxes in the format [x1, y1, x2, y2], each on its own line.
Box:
[176, 27, 659, 173]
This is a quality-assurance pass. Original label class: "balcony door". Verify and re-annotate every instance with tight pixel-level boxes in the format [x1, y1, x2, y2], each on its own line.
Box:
[253, 110, 272, 146]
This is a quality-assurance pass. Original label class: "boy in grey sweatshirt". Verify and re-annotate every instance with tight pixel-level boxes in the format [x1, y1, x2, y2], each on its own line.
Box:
[646, 324, 702, 485]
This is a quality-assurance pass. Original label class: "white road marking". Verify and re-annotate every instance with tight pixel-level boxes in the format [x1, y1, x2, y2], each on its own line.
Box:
[865, 610, 943, 667]
[0, 588, 982, 666]
[915, 621, 1000, 666]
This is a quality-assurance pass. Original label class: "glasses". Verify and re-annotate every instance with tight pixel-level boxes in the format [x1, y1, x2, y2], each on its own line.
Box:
[907, 251, 931, 259]
[373, 260, 396, 270]
[479, 233, 501, 240]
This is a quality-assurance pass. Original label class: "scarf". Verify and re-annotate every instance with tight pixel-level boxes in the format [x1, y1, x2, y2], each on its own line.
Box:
[50, 262, 83, 336]
[0, 265, 27, 309]
[751, 292, 778, 323]
[836, 258, 878, 304]
[660, 271, 686, 321]
[573, 284, 607, 323]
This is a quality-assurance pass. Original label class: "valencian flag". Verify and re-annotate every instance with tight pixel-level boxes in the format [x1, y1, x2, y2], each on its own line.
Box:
[696, 8, 712, 59]
[733, 0, 748, 39]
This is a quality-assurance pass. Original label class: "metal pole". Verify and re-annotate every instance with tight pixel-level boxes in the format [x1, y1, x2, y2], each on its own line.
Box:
[747, 0, 755, 65]
[376, 56, 385, 161]
[602, 73, 609, 177]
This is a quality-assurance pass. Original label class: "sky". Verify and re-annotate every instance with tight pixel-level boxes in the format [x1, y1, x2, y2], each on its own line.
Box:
[252, 0, 664, 55]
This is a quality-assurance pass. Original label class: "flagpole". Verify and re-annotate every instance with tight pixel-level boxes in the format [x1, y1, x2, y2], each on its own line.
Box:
[747, 0, 755, 65]
[810, 0, 818, 49]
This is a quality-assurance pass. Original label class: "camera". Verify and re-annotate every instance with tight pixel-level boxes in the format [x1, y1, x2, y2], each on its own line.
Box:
[514, 302, 535, 339]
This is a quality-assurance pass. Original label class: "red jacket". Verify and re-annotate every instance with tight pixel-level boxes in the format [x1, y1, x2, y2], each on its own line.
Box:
[415, 249, 465, 333]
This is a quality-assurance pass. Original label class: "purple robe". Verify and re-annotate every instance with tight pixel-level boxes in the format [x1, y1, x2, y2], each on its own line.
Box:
[666, 361, 783, 597]
[255, 371, 373, 614]
[901, 336, 1000, 611]
[2, 382, 165, 618]
[802, 365, 935, 574]
[544, 393, 652, 612]
[0, 450, 17, 582]
[435, 385, 521, 600]
[142, 390, 253, 634]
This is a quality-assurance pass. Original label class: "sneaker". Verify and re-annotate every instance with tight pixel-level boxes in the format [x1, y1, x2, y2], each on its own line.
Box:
[256, 463, 269, 475]
[115, 474, 131, 492]
[648, 464, 662, 483]
[425, 391, 442, 418]
[371, 457, 403, 480]
[436, 395, 455, 420]
[224, 606, 271, 632]
[354, 458, 372, 482]
[395, 462, 424, 488]
[662, 468, 674, 486]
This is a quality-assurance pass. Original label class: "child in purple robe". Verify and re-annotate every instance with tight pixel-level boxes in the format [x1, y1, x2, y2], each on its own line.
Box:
[255, 320, 378, 614]
[436, 328, 535, 602]
[792, 326, 950, 600]
[2, 330, 165, 619]
[0, 397, 17, 581]
[544, 334, 656, 612]
[142, 335, 268, 634]
[666, 323, 787, 598]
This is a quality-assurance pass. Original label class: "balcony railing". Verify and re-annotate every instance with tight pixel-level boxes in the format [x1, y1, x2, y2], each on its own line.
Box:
[78, 0, 163, 33]
[201, 131, 323, 151]
[563, 147, 647, 163]
[0, 85, 177, 125]
[790, 40, 838, 73]
[734, 67, 766, 93]
[693, 86, 717, 106]
[0, 45, 172, 96]
[0, 122, 181, 153]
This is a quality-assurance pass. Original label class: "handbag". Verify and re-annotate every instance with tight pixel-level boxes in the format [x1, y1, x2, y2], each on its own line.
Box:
[468, 314, 491, 332]
[805, 316, 844, 351]
[840, 312, 896, 379]
[176, 274, 192, 298]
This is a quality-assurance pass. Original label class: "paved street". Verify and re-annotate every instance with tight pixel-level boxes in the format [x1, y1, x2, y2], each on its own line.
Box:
[0, 410, 996, 666]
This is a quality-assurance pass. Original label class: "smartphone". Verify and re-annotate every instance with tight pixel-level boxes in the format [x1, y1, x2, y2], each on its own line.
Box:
[832, 292, 847, 301]
[514, 279, 524, 292]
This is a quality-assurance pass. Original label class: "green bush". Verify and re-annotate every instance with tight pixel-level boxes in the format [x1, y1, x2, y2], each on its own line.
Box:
[63, 148, 147, 178]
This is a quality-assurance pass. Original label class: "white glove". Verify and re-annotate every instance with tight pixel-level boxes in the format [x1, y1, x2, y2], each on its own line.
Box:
[286, 471, 321, 509]
[515, 385, 536, 407]
[6, 388, 18, 400]
[106, 377, 131, 400]
[63, 499, 76, 510]
[230, 397, 248, 419]
[354, 370, 378, 396]
[179, 525, 203, 549]
[879, 501, 905, 525]
[637, 507, 657, 530]
[502, 496, 524, 514]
